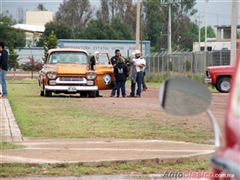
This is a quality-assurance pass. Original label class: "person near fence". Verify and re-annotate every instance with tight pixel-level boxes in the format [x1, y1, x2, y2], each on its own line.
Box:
[110, 49, 121, 97]
[0, 42, 8, 98]
[128, 50, 146, 98]
[142, 67, 147, 91]
[90, 52, 102, 97]
[114, 57, 129, 98]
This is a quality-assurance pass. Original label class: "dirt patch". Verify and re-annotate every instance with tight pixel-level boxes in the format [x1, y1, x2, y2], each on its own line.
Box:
[80, 85, 228, 134]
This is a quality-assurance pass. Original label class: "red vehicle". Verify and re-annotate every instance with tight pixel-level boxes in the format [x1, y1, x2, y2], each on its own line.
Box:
[205, 65, 235, 93]
[160, 46, 240, 179]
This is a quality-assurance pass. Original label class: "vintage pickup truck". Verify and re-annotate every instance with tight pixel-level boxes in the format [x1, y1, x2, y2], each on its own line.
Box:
[38, 48, 115, 97]
[205, 65, 235, 93]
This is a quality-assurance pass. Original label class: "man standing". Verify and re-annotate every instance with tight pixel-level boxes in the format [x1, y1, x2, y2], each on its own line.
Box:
[128, 50, 146, 98]
[89, 51, 102, 97]
[110, 49, 121, 97]
[0, 42, 8, 98]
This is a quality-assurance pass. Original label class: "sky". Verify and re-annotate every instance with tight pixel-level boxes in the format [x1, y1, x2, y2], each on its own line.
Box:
[1, 0, 239, 29]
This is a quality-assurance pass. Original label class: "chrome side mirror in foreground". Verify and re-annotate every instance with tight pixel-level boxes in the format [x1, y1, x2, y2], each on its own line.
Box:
[159, 77, 221, 149]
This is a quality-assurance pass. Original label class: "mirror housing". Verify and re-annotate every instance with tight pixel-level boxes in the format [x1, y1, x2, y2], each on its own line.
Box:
[159, 77, 212, 116]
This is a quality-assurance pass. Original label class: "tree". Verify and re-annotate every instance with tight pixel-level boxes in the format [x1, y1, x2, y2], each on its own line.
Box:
[55, 0, 93, 31]
[178, 20, 198, 51]
[96, 0, 110, 24]
[37, 3, 47, 11]
[37, 21, 73, 47]
[8, 47, 20, 71]
[43, 31, 58, 62]
[77, 19, 118, 40]
[110, 17, 133, 40]
[0, 14, 26, 49]
[143, 0, 163, 50]
[16, 7, 25, 23]
[200, 26, 216, 42]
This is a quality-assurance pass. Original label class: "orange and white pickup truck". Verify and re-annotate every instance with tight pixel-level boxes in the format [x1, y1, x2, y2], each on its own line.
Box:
[38, 48, 115, 97]
[205, 65, 235, 93]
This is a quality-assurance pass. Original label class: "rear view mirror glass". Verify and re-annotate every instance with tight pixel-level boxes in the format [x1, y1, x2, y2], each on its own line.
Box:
[159, 77, 212, 116]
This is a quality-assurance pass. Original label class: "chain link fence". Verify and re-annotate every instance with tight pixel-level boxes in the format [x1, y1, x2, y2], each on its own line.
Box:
[143, 50, 231, 77]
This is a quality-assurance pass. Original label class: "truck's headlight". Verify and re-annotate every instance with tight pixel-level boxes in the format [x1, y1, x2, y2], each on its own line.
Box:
[47, 72, 57, 79]
[86, 72, 96, 79]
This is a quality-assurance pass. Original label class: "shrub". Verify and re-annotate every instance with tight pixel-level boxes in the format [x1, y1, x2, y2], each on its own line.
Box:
[20, 56, 43, 71]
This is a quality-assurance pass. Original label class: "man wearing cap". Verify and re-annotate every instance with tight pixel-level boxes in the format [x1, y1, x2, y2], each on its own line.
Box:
[128, 50, 146, 98]
[110, 49, 121, 97]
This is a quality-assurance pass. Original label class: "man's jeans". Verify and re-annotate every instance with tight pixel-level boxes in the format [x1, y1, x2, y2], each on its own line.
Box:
[130, 72, 143, 97]
[0, 70, 7, 96]
[111, 81, 117, 96]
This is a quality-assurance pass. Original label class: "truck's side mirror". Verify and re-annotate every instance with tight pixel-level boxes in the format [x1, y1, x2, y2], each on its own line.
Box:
[159, 77, 212, 116]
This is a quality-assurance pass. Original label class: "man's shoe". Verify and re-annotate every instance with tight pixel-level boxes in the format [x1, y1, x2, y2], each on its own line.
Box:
[116, 96, 119, 98]
[135, 95, 141, 98]
[96, 94, 103, 97]
[127, 95, 134, 97]
[110, 94, 114, 97]
[2, 95, 7, 98]
[142, 88, 147, 91]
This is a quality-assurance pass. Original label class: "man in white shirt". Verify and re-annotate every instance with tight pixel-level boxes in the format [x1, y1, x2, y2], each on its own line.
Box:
[128, 50, 146, 98]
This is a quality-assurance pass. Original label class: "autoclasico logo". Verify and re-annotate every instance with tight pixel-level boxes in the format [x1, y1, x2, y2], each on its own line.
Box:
[159, 171, 235, 178]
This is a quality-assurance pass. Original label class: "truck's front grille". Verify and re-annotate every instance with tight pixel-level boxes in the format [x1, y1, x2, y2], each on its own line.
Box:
[59, 76, 84, 81]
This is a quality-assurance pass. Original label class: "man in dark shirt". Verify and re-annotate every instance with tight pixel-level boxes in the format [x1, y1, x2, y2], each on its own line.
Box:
[90, 52, 102, 97]
[0, 42, 8, 98]
[110, 49, 121, 97]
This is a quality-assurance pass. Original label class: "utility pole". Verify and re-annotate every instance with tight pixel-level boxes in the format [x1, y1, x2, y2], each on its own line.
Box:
[230, 0, 237, 65]
[168, 2, 172, 54]
[136, 0, 141, 50]
[0, 0, 2, 14]
[161, 0, 181, 54]
[204, 0, 209, 70]
[196, 13, 204, 51]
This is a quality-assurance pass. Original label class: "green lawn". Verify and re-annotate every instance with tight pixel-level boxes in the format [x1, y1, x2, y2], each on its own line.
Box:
[6, 79, 214, 143]
[1, 79, 212, 177]
[1, 160, 208, 178]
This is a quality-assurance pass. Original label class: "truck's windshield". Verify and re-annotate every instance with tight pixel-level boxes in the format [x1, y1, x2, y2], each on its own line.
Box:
[48, 52, 88, 64]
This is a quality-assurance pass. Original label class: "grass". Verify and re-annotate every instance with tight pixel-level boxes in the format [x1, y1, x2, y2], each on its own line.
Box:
[2, 79, 214, 177]
[1, 160, 209, 178]
[0, 142, 25, 150]
[6, 79, 214, 143]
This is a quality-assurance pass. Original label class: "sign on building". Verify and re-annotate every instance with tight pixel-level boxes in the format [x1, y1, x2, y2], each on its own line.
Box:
[58, 39, 151, 57]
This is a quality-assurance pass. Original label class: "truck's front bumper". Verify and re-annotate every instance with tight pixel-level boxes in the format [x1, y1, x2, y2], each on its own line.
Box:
[45, 86, 98, 92]
[204, 78, 212, 84]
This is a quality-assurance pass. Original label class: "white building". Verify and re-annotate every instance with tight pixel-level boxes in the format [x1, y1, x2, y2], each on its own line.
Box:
[193, 25, 240, 52]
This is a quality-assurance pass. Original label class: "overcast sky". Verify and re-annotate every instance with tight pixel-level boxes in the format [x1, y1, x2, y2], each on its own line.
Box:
[1, 0, 239, 29]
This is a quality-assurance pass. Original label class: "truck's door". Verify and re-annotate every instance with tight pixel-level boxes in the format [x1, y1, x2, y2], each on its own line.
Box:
[94, 52, 115, 90]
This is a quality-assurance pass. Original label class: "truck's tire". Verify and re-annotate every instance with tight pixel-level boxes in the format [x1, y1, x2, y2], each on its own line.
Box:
[40, 89, 44, 96]
[216, 77, 231, 93]
[44, 88, 52, 97]
[89, 91, 96, 98]
[80, 91, 88, 97]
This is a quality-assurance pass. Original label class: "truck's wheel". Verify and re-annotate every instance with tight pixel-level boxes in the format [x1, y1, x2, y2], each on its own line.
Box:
[44, 88, 52, 97]
[216, 77, 231, 93]
[80, 91, 88, 98]
[89, 91, 96, 98]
